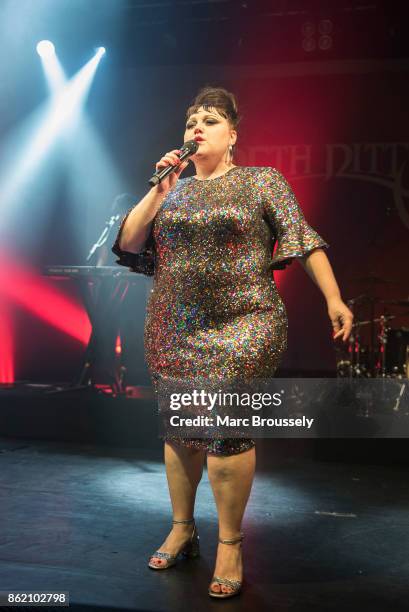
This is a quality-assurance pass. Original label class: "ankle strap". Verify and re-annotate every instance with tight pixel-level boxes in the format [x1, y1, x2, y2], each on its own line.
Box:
[172, 518, 195, 524]
[218, 532, 244, 545]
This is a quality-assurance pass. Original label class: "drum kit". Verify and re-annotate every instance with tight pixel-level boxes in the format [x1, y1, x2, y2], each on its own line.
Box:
[336, 276, 409, 379]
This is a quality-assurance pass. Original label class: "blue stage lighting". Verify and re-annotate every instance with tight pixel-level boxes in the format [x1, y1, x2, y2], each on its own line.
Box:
[36, 40, 55, 58]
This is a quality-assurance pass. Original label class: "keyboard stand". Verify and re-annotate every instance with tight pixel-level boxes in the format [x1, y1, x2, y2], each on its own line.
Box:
[44, 267, 137, 396]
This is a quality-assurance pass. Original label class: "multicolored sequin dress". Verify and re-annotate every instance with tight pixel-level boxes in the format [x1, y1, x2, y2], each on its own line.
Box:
[112, 166, 328, 455]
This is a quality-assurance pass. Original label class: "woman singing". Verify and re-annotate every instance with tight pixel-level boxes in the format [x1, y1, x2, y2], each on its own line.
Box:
[112, 87, 353, 599]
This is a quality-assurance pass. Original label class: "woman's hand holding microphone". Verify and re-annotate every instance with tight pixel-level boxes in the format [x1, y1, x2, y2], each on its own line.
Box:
[118, 149, 189, 252]
[153, 149, 190, 197]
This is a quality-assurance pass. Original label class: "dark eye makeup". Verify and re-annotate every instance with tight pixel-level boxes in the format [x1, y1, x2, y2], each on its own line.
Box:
[186, 119, 217, 129]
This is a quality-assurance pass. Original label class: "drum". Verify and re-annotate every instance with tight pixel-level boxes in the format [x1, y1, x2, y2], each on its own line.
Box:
[385, 328, 409, 378]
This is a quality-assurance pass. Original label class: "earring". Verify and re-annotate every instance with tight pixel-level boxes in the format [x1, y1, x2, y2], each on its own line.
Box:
[229, 144, 233, 158]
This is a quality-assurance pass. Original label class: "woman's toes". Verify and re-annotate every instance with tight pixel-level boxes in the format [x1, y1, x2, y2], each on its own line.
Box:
[211, 582, 221, 593]
[222, 585, 232, 593]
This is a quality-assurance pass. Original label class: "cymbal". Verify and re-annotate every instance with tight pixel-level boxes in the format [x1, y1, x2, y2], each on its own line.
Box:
[352, 312, 409, 327]
[380, 299, 409, 307]
[352, 315, 396, 327]
[346, 294, 380, 304]
[351, 275, 399, 285]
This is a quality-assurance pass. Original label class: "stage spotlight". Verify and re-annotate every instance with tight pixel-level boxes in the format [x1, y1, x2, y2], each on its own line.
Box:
[96, 47, 106, 57]
[0, 49, 105, 221]
[37, 42, 65, 95]
[36, 40, 55, 58]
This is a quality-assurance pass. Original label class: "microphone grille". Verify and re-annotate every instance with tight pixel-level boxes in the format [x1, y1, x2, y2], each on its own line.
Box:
[181, 140, 199, 154]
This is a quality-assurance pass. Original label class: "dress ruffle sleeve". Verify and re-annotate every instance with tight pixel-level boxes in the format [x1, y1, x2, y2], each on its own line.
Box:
[259, 167, 329, 270]
[111, 208, 155, 276]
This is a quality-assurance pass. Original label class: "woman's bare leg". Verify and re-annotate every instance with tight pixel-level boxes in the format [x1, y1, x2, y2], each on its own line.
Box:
[149, 441, 206, 567]
[206, 446, 256, 593]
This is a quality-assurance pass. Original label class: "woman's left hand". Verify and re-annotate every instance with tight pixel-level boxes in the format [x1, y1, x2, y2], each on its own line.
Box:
[327, 297, 354, 342]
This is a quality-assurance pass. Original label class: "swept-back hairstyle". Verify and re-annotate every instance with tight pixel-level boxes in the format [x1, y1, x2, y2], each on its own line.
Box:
[186, 86, 242, 159]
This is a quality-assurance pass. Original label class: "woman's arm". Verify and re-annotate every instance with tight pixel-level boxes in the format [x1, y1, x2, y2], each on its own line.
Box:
[298, 248, 354, 341]
[119, 151, 189, 253]
[119, 186, 167, 253]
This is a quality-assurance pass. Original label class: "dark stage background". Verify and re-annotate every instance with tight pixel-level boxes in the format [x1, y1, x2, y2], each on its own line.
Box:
[0, 0, 408, 384]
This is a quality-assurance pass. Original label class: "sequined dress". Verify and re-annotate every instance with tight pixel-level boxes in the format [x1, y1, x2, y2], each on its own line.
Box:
[112, 166, 328, 455]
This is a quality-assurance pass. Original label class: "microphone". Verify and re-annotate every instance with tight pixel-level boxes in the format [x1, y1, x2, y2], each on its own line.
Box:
[148, 139, 199, 187]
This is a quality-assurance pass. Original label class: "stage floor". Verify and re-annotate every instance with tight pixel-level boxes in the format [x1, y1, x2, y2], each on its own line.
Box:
[0, 436, 408, 611]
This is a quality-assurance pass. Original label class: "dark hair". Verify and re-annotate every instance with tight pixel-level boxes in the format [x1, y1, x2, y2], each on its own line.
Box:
[186, 86, 241, 158]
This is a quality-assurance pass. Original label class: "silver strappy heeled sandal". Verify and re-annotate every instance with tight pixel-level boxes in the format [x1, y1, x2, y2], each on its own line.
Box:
[208, 532, 244, 598]
[148, 517, 200, 570]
